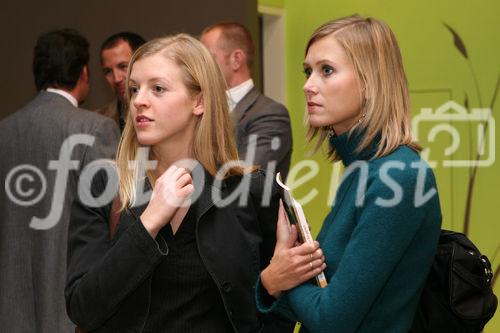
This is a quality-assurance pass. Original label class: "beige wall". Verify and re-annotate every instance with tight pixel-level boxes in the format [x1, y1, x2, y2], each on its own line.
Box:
[0, 0, 259, 119]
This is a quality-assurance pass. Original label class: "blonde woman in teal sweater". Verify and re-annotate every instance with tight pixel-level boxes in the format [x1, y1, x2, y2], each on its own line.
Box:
[257, 15, 442, 333]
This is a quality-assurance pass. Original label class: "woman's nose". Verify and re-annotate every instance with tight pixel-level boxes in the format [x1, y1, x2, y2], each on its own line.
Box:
[132, 89, 149, 109]
[303, 77, 318, 95]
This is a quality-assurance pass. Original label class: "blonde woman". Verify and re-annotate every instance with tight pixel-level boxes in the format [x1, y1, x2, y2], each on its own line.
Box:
[257, 15, 442, 333]
[65, 34, 292, 332]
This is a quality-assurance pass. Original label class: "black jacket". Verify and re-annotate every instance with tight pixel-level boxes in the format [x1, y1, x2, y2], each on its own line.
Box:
[65, 167, 292, 332]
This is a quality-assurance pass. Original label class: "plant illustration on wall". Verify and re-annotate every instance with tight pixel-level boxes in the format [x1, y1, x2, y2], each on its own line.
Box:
[443, 22, 500, 287]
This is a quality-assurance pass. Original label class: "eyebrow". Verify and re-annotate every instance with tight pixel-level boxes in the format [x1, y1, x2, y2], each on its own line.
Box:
[128, 77, 170, 84]
[303, 59, 337, 67]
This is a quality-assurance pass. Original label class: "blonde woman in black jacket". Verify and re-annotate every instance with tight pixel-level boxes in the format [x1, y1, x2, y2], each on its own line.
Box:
[65, 34, 309, 333]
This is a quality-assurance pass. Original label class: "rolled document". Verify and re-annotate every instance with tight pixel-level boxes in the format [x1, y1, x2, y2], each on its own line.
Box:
[276, 173, 328, 288]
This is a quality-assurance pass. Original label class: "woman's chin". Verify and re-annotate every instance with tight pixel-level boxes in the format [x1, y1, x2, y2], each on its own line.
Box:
[136, 136, 156, 147]
[308, 118, 327, 128]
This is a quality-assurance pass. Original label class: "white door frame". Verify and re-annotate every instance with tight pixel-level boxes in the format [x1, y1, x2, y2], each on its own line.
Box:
[258, 5, 286, 105]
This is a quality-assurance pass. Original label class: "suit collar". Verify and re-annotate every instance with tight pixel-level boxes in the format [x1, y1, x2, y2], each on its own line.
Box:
[45, 88, 78, 107]
[231, 86, 260, 124]
[37, 90, 77, 109]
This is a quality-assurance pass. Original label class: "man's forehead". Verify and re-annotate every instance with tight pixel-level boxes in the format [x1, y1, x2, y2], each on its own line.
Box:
[101, 40, 133, 64]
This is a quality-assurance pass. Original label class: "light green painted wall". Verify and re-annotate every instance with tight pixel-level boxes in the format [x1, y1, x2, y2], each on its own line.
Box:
[259, 0, 500, 331]
[258, 0, 284, 8]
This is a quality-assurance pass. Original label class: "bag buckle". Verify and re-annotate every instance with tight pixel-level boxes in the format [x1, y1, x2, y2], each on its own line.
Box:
[480, 255, 493, 284]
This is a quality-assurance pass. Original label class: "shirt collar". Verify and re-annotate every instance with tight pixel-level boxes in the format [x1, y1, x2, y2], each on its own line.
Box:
[46, 88, 78, 107]
[227, 79, 254, 112]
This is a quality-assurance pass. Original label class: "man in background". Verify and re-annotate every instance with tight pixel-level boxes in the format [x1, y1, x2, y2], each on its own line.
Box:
[201, 22, 292, 180]
[98, 31, 146, 131]
[0, 29, 119, 332]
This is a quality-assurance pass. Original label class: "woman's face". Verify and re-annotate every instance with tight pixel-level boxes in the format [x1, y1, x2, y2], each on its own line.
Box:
[129, 54, 202, 148]
[303, 35, 363, 135]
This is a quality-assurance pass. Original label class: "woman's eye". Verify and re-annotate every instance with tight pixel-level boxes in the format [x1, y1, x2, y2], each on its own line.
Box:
[153, 85, 165, 93]
[322, 65, 334, 76]
[129, 86, 138, 94]
[303, 67, 312, 78]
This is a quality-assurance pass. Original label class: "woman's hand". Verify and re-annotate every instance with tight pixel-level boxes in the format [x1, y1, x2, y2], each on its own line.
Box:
[140, 165, 194, 238]
[261, 201, 326, 298]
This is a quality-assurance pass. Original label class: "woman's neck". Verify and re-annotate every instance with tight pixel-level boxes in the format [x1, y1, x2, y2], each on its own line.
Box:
[152, 141, 193, 177]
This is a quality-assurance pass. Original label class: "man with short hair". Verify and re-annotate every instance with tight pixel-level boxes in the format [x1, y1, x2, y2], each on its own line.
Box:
[98, 32, 146, 131]
[201, 22, 292, 180]
[0, 29, 119, 332]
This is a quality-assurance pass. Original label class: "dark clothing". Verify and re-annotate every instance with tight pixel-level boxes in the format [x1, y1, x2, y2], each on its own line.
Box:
[96, 99, 126, 132]
[232, 87, 292, 180]
[0, 91, 119, 333]
[65, 167, 285, 333]
[143, 207, 232, 332]
[117, 100, 126, 132]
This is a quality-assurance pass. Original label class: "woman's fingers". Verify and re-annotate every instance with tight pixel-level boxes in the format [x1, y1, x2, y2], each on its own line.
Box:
[304, 263, 327, 281]
[173, 166, 188, 180]
[286, 224, 298, 249]
[292, 262, 327, 285]
[311, 248, 323, 260]
[177, 173, 193, 188]
[177, 183, 194, 198]
[298, 256, 325, 273]
[291, 241, 320, 256]
[159, 164, 178, 180]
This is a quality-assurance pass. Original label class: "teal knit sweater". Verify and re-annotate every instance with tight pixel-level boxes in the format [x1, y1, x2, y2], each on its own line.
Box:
[257, 132, 442, 333]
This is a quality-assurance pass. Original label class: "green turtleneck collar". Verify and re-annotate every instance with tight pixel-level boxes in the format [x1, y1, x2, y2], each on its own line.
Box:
[329, 130, 380, 166]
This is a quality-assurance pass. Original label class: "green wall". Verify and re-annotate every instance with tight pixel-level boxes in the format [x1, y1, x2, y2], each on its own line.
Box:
[259, 0, 499, 331]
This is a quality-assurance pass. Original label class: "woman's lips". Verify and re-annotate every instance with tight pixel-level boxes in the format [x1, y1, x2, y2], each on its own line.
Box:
[135, 115, 153, 127]
[307, 101, 321, 113]
[136, 115, 152, 122]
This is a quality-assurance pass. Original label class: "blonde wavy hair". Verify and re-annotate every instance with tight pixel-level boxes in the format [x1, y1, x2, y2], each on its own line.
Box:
[305, 15, 421, 161]
[116, 34, 243, 210]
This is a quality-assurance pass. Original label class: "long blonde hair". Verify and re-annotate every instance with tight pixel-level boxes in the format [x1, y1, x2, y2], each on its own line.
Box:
[305, 15, 420, 161]
[116, 34, 243, 210]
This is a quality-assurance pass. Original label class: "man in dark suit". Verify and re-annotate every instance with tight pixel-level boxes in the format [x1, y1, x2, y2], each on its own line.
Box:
[97, 32, 145, 132]
[0, 29, 119, 332]
[201, 22, 292, 180]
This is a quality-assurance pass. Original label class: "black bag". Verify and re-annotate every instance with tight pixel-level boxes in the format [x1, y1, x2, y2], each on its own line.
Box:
[410, 230, 498, 332]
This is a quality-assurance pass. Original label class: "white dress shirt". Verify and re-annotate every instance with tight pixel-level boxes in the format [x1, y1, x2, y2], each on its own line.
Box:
[46, 88, 78, 107]
[227, 79, 254, 112]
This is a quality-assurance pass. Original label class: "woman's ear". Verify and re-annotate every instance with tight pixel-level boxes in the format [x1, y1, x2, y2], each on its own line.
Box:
[193, 93, 204, 116]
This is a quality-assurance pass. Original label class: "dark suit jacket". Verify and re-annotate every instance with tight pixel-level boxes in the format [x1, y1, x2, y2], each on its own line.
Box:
[0, 91, 120, 333]
[96, 99, 126, 132]
[65, 168, 281, 332]
[232, 87, 292, 180]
